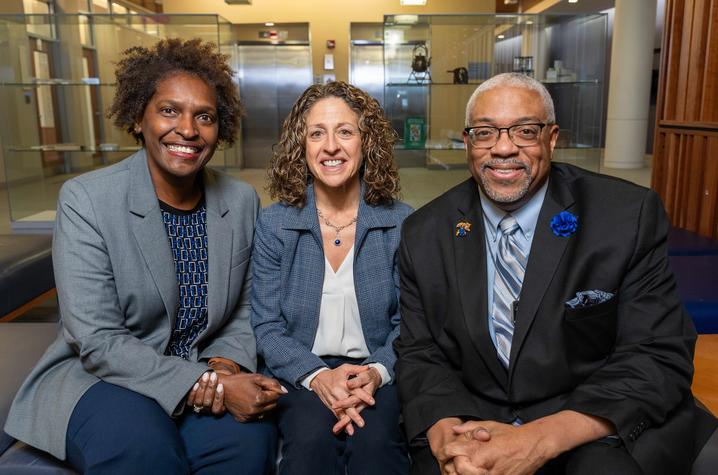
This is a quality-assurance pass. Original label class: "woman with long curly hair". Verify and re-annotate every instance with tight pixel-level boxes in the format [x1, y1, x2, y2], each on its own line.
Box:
[251, 81, 411, 474]
[4, 38, 284, 474]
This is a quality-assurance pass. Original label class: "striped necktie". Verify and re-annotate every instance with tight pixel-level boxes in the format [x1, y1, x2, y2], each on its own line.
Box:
[492, 215, 527, 368]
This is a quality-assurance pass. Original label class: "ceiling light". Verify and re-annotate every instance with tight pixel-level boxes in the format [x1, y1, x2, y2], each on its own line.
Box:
[526, 20, 533, 25]
[497, 34, 505, 39]
[568, 0, 578, 3]
[264, 22, 274, 26]
[394, 15, 419, 24]
[400, 0, 427, 5]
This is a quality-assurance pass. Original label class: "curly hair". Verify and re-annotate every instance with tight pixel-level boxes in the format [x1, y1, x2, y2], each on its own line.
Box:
[108, 38, 241, 146]
[268, 81, 400, 207]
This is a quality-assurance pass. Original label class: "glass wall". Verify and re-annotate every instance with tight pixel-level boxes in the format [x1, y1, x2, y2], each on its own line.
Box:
[383, 13, 608, 169]
[0, 13, 234, 229]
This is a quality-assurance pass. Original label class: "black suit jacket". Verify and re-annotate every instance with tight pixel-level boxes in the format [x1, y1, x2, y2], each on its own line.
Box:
[395, 163, 716, 474]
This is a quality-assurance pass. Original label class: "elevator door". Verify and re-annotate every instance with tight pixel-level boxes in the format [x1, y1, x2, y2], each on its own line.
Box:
[238, 44, 312, 169]
[350, 43, 384, 107]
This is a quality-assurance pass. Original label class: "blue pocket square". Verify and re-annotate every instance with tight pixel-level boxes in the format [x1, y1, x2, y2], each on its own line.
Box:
[566, 290, 614, 309]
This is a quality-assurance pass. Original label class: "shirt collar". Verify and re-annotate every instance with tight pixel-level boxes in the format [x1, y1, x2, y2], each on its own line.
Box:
[478, 177, 549, 242]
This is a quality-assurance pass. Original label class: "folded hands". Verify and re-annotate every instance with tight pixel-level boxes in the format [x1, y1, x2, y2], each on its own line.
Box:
[186, 357, 287, 421]
[310, 364, 382, 435]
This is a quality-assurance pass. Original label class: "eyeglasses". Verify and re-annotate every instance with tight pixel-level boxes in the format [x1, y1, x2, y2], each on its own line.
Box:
[463, 123, 549, 148]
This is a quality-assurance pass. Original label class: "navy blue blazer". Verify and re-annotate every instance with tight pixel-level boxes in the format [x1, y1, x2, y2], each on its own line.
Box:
[251, 183, 413, 387]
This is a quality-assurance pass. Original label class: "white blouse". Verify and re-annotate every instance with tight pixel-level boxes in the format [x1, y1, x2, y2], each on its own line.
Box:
[300, 246, 390, 389]
[311, 246, 368, 357]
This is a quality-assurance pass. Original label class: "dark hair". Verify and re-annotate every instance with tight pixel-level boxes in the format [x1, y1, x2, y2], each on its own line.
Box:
[268, 81, 400, 207]
[108, 38, 241, 145]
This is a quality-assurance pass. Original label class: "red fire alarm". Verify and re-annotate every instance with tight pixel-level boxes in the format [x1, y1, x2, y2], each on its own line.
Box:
[326, 39, 335, 49]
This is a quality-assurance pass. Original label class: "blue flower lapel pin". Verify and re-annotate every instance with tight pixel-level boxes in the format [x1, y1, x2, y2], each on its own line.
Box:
[455, 220, 472, 237]
[550, 211, 578, 237]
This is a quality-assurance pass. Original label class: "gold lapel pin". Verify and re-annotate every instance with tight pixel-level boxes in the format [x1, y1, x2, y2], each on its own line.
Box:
[455, 220, 472, 237]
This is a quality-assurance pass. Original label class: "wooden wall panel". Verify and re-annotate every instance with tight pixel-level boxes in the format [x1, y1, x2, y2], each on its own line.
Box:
[703, 1, 718, 121]
[653, 0, 718, 239]
[654, 128, 718, 238]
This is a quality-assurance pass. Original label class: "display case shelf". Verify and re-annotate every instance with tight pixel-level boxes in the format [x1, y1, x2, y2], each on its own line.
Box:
[8, 146, 141, 153]
[0, 80, 116, 86]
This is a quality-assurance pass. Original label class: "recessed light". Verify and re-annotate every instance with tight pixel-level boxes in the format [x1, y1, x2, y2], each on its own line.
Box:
[265, 22, 274, 26]
[394, 15, 419, 24]
[400, 0, 427, 5]
[497, 34, 505, 39]
[568, 0, 578, 3]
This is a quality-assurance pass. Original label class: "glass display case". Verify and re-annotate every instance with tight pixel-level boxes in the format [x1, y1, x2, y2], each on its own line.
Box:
[383, 13, 608, 168]
[0, 13, 236, 230]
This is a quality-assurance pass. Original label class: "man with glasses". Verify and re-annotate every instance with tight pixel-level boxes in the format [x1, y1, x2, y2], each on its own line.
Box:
[395, 73, 716, 474]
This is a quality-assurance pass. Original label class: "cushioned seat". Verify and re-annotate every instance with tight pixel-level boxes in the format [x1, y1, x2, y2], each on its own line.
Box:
[670, 255, 718, 334]
[0, 235, 54, 321]
[0, 322, 75, 473]
[1, 325, 716, 473]
[669, 227, 718, 256]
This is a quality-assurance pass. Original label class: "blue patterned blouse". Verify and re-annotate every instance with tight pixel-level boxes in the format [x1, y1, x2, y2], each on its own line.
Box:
[160, 199, 209, 360]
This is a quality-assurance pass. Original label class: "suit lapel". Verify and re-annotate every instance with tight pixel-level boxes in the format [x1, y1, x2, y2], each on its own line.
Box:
[128, 150, 179, 326]
[454, 179, 508, 390]
[204, 170, 232, 332]
[508, 168, 575, 374]
[282, 182, 324, 249]
[354, 188, 398, 255]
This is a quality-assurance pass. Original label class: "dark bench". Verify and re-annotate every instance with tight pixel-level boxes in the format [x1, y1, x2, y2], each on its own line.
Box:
[0, 323, 75, 473]
[0, 234, 55, 322]
[0, 227, 716, 472]
[669, 227, 718, 256]
[0, 322, 716, 473]
[668, 227, 718, 334]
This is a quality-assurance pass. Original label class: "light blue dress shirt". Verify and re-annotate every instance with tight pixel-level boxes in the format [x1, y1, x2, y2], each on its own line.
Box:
[479, 179, 621, 436]
[479, 179, 549, 353]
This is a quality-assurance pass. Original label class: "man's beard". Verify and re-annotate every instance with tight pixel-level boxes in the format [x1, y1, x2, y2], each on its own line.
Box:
[479, 158, 532, 204]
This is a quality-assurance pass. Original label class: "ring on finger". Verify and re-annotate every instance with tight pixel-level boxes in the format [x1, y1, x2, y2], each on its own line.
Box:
[193, 405, 202, 413]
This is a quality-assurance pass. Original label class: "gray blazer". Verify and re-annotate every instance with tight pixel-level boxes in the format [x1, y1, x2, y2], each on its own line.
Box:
[4, 150, 260, 460]
[251, 183, 413, 387]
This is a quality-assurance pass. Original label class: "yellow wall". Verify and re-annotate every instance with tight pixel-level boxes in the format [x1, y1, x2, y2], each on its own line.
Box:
[164, 0, 495, 82]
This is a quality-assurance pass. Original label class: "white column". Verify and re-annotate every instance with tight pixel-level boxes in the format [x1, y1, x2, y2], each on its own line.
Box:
[603, 0, 656, 169]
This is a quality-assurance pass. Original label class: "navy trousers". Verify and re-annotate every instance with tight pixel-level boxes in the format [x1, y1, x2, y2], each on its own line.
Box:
[276, 357, 409, 475]
[66, 381, 277, 475]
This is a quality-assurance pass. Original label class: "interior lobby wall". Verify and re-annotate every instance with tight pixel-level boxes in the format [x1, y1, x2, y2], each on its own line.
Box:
[164, 0, 495, 83]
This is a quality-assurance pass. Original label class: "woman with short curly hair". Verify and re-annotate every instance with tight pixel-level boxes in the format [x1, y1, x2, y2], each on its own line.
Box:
[5, 38, 283, 474]
[251, 81, 410, 474]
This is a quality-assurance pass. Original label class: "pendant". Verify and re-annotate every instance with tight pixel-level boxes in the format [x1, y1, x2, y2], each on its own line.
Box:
[334, 239, 341, 246]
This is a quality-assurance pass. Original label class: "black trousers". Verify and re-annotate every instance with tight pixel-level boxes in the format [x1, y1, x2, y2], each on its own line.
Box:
[276, 356, 409, 475]
[410, 437, 643, 475]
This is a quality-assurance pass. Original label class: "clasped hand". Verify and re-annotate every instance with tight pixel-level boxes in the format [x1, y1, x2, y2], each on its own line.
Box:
[187, 369, 286, 421]
[431, 419, 549, 475]
[309, 364, 381, 435]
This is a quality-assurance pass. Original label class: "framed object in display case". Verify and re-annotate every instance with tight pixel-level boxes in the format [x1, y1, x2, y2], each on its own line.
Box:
[404, 116, 426, 149]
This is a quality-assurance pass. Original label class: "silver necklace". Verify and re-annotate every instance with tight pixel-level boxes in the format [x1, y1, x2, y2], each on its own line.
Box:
[316, 208, 358, 246]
